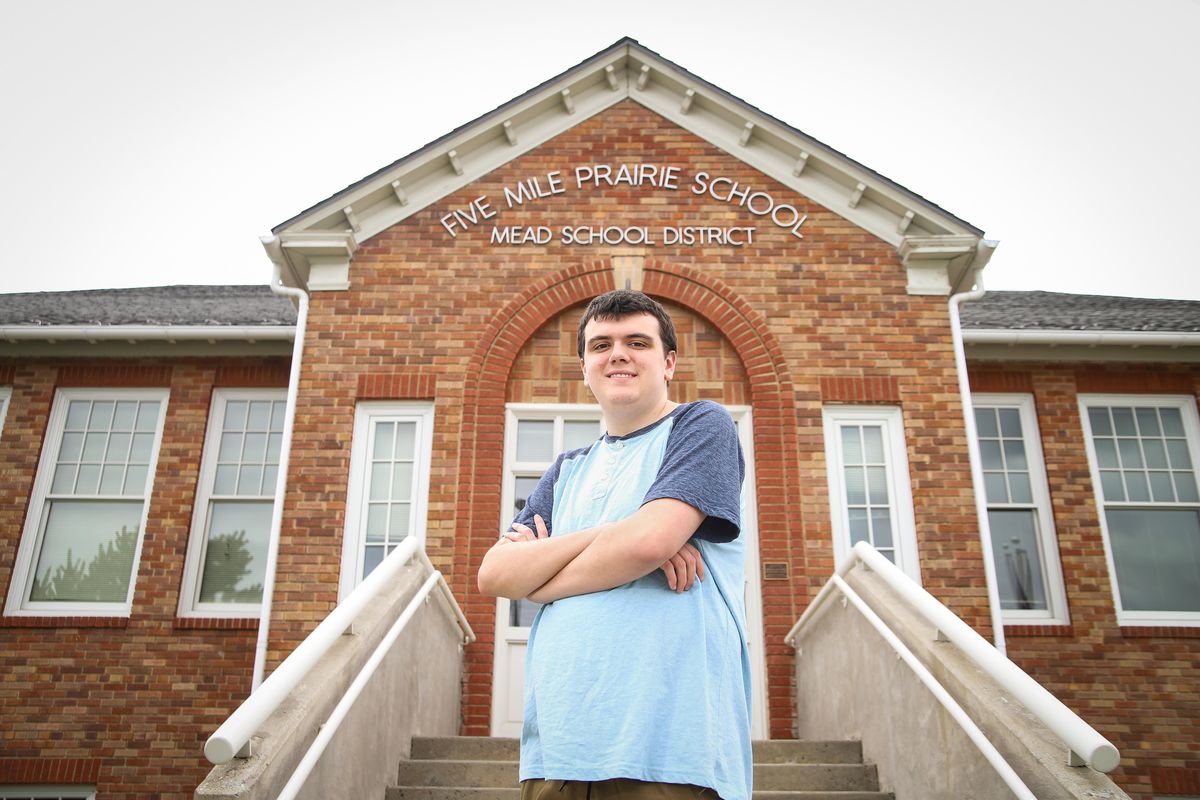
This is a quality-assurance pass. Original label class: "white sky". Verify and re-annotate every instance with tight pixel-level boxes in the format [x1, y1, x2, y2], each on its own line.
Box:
[2, 0, 1198, 300]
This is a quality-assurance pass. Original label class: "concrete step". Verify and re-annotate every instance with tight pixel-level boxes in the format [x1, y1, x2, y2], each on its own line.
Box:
[397, 760, 519, 789]
[388, 791, 891, 800]
[410, 738, 866, 765]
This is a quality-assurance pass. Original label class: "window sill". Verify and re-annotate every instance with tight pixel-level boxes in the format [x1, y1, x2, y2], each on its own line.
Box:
[1004, 624, 1075, 637]
[174, 616, 260, 631]
[1119, 625, 1200, 638]
[0, 615, 129, 629]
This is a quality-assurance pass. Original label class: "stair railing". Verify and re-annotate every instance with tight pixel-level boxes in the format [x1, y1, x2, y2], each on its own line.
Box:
[204, 536, 474, 769]
[785, 541, 1120, 799]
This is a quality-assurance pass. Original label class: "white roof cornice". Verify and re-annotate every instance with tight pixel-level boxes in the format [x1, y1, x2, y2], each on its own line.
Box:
[268, 39, 987, 291]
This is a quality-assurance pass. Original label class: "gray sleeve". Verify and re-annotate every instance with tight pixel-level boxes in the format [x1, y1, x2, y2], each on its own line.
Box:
[640, 401, 745, 543]
[509, 456, 560, 536]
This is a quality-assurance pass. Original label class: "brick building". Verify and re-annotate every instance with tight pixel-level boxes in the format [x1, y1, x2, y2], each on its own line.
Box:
[1, 39, 1197, 799]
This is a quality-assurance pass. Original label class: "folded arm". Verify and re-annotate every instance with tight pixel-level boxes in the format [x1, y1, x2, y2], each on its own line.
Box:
[477, 514, 606, 600]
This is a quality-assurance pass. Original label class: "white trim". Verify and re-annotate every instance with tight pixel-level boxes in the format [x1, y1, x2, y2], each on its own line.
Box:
[0, 786, 96, 800]
[821, 405, 920, 582]
[0, 325, 294, 342]
[0, 386, 11, 439]
[338, 401, 435, 601]
[4, 388, 169, 617]
[1078, 393, 1200, 627]
[178, 388, 286, 619]
[964, 329, 1200, 348]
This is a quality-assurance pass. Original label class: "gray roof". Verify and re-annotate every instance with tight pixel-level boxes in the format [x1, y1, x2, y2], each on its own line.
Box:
[961, 291, 1200, 332]
[0, 285, 296, 327]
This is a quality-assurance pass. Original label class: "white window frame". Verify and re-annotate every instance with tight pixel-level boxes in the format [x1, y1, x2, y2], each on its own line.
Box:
[974, 393, 1070, 625]
[0, 386, 11, 439]
[338, 401, 435, 600]
[0, 786, 96, 800]
[178, 388, 285, 618]
[4, 388, 169, 617]
[1079, 393, 1200, 627]
[822, 405, 920, 582]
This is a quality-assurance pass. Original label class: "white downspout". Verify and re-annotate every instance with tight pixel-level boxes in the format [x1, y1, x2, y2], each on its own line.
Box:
[947, 241, 1006, 654]
[252, 238, 310, 691]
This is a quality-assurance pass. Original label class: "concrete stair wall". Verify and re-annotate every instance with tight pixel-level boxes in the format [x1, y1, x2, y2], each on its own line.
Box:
[389, 737, 893, 800]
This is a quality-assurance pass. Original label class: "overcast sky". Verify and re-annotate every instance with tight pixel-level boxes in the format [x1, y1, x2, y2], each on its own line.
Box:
[2, 0, 1197, 300]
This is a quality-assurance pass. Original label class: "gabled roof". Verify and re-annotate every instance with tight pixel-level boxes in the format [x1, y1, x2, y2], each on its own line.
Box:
[0, 285, 295, 327]
[265, 38, 992, 293]
[962, 291, 1200, 332]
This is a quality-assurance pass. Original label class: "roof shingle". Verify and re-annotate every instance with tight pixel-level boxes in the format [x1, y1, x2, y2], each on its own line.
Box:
[0, 285, 296, 327]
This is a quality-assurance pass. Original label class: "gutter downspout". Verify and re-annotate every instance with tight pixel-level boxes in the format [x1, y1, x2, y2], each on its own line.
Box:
[947, 240, 1006, 655]
[252, 237, 310, 691]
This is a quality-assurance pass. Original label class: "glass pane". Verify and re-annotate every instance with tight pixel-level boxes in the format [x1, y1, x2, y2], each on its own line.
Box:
[989, 509, 1047, 611]
[373, 422, 394, 460]
[1142, 439, 1169, 469]
[866, 466, 889, 505]
[1166, 439, 1193, 469]
[1111, 408, 1136, 436]
[388, 504, 411, 538]
[238, 465, 263, 496]
[270, 401, 287, 432]
[82, 432, 106, 462]
[1106, 509, 1200, 612]
[1008, 472, 1033, 504]
[113, 400, 138, 430]
[59, 432, 84, 462]
[99, 465, 124, 495]
[198, 501, 271, 604]
[1148, 471, 1175, 502]
[843, 466, 866, 505]
[135, 401, 159, 432]
[984, 472, 1009, 504]
[394, 422, 416, 458]
[1117, 438, 1143, 468]
[1094, 438, 1118, 469]
[1088, 407, 1112, 436]
[123, 464, 148, 495]
[1003, 440, 1028, 470]
[1135, 408, 1161, 436]
[1175, 472, 1200, 503]
[105, 432, 131, 463]
[362, 545, 385, 580]
[1099, 470, 1125, 502]
[980, 440, 1003, 470]
[51, 464, 77, 494]
[564, 420, 600, 452]
[514, 476, 541, 516]
[862, 427, 884, 463]
[243, 433, 267, 463]
[247, 401, 272, 430]
[65, 400, 90, 429]
[130, 432, 153, 462]
[214, 465, 237, 495]
[847, 508, 869, 545]
[88, 401, 114, 431]
[870, 509, 893, 548]
[369, 464, 389, 501]
[998, 408, 1022, 437]
[510, 597, 543, 627]
[516, 420, 554, 462]
[1160, 407, 1185, 437]
[76, 464, 101, 495]
[391, 462, 414, 501]
[266, 433, 282, 463]
[840, 426, 863, 464]
[28, 500, 140, 603]
[1125, 471, 1150, 502]
[365, 504, 387, 541]
[261, 465, 278, 494]
[224, 401, 247, 431]
[974, 408, 998, 438]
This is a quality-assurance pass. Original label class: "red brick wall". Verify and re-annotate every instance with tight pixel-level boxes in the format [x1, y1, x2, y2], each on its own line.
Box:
[269, 100, 988, 740]
[0, 356, 287, 799]
[970, 361, 1200, 799]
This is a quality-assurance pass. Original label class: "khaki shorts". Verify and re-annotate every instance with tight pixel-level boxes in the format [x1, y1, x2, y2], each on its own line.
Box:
[520, 778, 713, 800]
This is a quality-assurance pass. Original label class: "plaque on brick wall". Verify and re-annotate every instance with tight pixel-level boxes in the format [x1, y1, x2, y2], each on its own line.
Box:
[763, 562, 790, 581]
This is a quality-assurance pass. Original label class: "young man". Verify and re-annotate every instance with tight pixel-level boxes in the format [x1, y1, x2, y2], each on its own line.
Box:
[478, 290, 752, 800]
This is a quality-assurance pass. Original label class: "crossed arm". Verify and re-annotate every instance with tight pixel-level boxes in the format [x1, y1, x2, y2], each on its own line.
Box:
[476, 497, 706, 604]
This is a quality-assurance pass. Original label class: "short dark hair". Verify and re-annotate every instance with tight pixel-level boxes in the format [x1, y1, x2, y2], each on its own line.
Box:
[576, 290, 678, 358]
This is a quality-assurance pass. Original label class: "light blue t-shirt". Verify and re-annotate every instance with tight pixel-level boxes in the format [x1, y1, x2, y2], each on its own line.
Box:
[512, 400, 751, 800]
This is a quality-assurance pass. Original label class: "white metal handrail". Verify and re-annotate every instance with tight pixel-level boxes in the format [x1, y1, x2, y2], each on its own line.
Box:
[205, 538, 474, 765]
[785, 541, 1120, 774]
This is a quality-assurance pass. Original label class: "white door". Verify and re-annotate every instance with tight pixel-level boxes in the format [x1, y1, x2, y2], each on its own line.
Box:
[490, 404, 767, 738]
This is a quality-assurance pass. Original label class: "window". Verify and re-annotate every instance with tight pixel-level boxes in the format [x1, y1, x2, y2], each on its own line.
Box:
[974, 394, 1069, 624]
[1080, 395, 1200, 625]
[0, 787, 96, 800]
[5, 389, 168, 617]
[339, 402, 434, 597]
[179, 390, 284, 617]
[503, 405, 604, 626]
[0, 386, 11, 438]
[822, 406, 919, 580]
